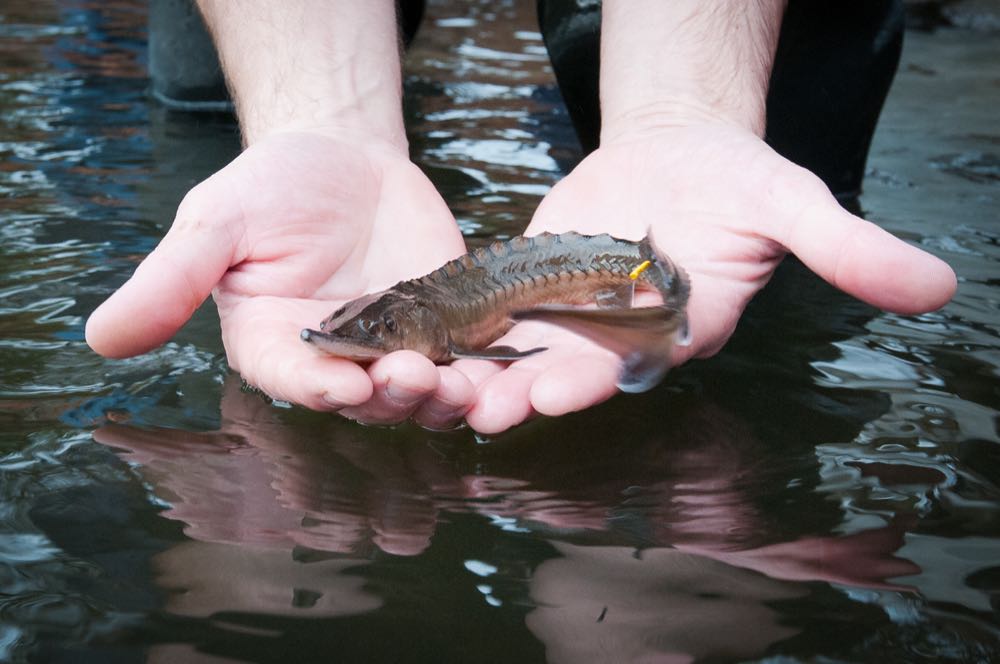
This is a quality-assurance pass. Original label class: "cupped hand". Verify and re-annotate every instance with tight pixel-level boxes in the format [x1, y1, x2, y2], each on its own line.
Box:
[455, 124, 957, 433]
[87, 130, 474, 427]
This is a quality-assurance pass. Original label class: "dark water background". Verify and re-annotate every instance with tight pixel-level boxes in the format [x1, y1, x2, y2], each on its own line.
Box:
[2, 1, 999, 662]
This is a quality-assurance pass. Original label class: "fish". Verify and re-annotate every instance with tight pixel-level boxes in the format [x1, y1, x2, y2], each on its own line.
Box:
[301, 231, 690, 392]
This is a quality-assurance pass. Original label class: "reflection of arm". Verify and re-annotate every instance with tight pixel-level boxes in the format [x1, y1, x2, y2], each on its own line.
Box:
[196, 1, 406, 147]
[600, 0, 785, 139]
[675, 524, 919, 591]
[527, 543, 802, 664]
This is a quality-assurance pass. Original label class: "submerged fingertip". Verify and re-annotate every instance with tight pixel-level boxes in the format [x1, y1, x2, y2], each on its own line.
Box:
[465, 391, 531, 436]
[464, 412, 516, 436]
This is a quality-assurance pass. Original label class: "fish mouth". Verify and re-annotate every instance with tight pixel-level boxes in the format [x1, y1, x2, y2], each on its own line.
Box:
[300, 328, 389, 361]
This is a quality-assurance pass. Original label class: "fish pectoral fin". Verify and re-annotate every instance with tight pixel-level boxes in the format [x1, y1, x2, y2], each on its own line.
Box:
[595, 284, 635, 309]
[512, 305, 686, 393]
[449, 344, 547, 361]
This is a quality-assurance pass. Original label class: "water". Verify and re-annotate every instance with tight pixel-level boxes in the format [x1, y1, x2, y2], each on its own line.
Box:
[1, 1, 998, 662]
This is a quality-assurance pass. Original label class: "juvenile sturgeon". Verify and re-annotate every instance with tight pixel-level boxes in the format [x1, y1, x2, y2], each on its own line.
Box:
[301, 232, 690, 392]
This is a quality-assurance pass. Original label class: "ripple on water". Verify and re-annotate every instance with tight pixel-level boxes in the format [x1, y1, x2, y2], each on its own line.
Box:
[0, 0, 998, 660]
[930, 151, 1000, 184]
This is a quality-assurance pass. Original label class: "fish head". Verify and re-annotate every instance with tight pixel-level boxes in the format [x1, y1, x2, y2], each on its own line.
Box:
[302, 291, 448, 361]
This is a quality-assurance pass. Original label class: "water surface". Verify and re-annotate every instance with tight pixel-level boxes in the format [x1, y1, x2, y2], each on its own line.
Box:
[1, 1, 998, 662]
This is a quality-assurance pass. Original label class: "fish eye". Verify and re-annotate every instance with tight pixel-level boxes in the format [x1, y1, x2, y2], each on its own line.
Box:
[383, 315, 397, 333]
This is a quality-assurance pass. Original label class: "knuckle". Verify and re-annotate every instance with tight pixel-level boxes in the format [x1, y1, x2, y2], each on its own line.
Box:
[172, 183, 217, 235]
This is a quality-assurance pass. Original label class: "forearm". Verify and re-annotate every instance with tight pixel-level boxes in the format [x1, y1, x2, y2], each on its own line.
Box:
[600, 0, 786, 141]
[196, 0, 405, 148]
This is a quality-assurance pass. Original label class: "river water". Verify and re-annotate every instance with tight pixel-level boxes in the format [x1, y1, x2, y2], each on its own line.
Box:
[1, 1, 998, 662]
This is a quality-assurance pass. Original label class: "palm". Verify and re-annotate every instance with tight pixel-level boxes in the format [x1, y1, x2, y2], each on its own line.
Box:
[89, 131, 469, 419]
[530, 126, 791, 359]
[206, 133, 466, 408]
[453, 125, 955, 433]
[209, 133, 462, 300]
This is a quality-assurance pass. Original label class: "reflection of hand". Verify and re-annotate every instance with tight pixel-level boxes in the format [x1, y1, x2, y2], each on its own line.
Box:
[454, 126, 956, 433]
[87, 131, 476, 427]
[93, 375, 457, 556]
[526, 530, 918, 662]
[702, 520, 921, 590]
[527, 543, 804, 664]
[93, 373, 919, 597]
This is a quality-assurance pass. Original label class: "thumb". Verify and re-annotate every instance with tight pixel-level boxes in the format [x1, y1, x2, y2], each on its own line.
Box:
[781, 189, 956, 315]
[86, 186, 241, 358]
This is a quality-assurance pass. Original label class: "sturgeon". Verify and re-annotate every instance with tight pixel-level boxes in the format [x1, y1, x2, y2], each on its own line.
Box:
[301, 232, 690, 392]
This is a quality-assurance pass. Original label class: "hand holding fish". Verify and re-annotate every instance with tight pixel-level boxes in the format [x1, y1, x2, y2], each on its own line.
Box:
[449, 123, 956, 432]
[87, 3, 491, 429]
[86, 130, 481, 428]
[436, 0, 958, 433]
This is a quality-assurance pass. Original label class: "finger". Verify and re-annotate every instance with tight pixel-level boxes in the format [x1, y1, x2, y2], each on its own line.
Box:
[86, 184, 242, 358]
[781, 193, 956, 315]
[528, 354, 622, 417]
[338, 350, 440, 425]
[412, 366, 475, 430]
[464, 363, 539, 435]
[221, 297, 374, 410]
[449, 357, 505, 390]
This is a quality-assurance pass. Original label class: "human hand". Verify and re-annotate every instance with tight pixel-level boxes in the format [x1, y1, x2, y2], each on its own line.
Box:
[86, 130, 476, 427]
[453, 125, 957, 433]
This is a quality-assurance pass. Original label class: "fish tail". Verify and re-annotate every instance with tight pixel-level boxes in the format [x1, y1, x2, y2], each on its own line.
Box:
[639, 227, 690, 314]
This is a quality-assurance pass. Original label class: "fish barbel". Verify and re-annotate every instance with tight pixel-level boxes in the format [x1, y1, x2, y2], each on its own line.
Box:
[301, 231, 690, 392]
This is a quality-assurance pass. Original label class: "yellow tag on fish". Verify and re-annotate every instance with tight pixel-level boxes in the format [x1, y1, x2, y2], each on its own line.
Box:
[629, 260, 651, 281]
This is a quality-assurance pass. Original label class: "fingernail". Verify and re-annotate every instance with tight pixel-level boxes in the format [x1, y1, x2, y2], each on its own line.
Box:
[322, 393, 348, 409]
[422, 398, 469, 423]
[385, 382, 426, 408]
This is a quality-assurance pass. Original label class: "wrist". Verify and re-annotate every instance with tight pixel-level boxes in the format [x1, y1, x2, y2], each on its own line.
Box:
[599, 98, 761, 146]
[599, 0, 785, 142]
[197, 0, 407, 150]
[236, 74, 407, 150]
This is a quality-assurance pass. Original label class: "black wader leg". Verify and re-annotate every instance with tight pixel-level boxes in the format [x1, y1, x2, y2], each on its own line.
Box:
[148, 0, 230, 111]
[767, 0, 905, 199]
[536, 0, 905, 198]
[147, 0, 427, 113]
[536, 0, 602, 155]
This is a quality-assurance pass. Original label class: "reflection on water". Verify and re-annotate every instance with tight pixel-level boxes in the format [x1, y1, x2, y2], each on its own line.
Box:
[88, 374, 925, 661]
[1, 0, 999, 662]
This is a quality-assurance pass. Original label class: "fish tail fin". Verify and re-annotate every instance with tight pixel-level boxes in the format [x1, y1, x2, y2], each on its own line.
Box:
[639, 227, 691, 346]
[512, 305, 684, 392]
[639, 227, 690, 306]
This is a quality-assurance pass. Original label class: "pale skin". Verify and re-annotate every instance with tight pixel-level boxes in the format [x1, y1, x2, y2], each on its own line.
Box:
[85, 0, 956, 433]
